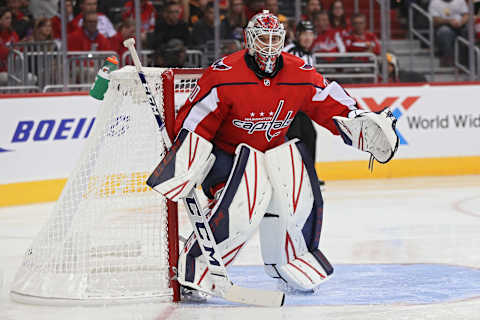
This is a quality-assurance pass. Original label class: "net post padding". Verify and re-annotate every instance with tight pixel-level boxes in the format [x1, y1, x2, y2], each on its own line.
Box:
[9, 67, 203, 306]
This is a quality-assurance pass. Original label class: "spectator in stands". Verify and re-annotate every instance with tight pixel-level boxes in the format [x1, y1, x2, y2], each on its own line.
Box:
[29, 0, 57, 19]
[51, 0, 76, 39]
[122, 0, 157, 44]
[428, 0, 469, 67]
[68, 11, 111, 51]
[328, 0, 349, 37]
[245, 0, 264, 20]
[0, 6, 18, 85]
[151, 1, 190, 51]
[386, 51, 427, 82]
[71, 0, 117, 38]
[68, 11, 113, 84]
[6, 0, 33, 40]
[311, 10, 345, 56]
[154, 38, 186, 67]
[21, 16, 56, 84]
[344, 13, 380, 58]
[110, 18, 135, 61]
[301, 0, 321, 23]
[188, 0, 210, 26]
[24, 17, 54, 42]
[221, 0, 246, 42]
[283, 20, 315, 65]
[169, 0, 191, 24]
[191, 2, 216, 49]
[265, 0, 287, 25]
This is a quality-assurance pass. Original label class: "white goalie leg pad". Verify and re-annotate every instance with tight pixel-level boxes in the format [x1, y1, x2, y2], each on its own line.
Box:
[147, 128, 215, 202]
[333, 108, 399, 163]
[178, 143, 272, 293]
[260, 139, 333, 291]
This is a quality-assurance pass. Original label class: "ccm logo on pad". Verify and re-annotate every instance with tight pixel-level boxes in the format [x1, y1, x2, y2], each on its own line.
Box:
[185, 197, 221, 267]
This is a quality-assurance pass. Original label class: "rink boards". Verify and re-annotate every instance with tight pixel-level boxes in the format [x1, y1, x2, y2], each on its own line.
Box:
[1, 82, 480, 206]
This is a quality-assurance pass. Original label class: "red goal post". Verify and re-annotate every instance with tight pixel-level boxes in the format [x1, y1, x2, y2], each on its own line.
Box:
[163, 68, 204, 302]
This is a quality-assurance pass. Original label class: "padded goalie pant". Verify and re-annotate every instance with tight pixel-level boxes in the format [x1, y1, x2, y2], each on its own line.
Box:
[178, 144, 272, 293]
[260, 139, 333, 291]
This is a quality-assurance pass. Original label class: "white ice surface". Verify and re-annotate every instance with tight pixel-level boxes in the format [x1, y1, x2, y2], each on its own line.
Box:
[1, 175, 479, 319]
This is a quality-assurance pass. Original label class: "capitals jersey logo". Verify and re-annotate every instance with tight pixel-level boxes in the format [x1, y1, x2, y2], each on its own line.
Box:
[232, 100, 294, 141]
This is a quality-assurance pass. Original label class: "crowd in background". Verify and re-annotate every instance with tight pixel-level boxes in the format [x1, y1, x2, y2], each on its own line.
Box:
[0, 0, 479, 83]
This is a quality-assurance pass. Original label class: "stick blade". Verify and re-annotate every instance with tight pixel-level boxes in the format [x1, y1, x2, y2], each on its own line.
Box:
[223, 285, 285, 307]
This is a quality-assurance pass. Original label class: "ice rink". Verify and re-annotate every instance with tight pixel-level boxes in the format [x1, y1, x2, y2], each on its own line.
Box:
[1, 175, 479, 320]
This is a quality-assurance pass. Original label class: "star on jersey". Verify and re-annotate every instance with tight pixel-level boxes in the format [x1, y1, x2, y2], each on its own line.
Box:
[232, 100, 294, 141]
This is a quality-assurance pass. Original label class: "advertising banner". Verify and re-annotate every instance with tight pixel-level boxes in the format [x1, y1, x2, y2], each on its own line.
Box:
[0, 83, 479, 205]
[0, 95, 100, 184]
[316, 83, 480, 162]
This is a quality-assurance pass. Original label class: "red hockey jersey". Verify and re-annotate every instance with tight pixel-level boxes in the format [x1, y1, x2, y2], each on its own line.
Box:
[311, 29, 346, 54]
[175, 49, 357, 154]
[122, 0, 157, 33]
[344, 32, 381, 56]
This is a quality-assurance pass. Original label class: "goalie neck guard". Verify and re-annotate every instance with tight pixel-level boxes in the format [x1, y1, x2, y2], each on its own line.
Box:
[245, 10, 286, 74]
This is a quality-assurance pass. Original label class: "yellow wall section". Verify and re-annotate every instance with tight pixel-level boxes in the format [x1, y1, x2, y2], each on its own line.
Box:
[0, 179, 67, 207]
[316, 156, 480, 180]
[1, 156, 479, 207]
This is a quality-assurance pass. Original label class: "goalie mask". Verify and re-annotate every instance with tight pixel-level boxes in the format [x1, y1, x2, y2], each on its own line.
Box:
[245, 10, 286, 74]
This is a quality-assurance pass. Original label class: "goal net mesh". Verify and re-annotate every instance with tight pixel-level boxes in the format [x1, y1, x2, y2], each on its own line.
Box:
[10, 66, 201, 304]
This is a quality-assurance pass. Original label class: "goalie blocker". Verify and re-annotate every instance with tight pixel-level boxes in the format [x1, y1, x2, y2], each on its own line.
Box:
[148, 129, 334, 295]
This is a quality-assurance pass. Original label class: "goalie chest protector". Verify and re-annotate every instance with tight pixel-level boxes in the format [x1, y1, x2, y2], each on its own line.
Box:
[175, 49, 355, 155]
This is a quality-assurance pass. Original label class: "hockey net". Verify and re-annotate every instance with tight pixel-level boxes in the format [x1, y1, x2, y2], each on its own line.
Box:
[10, 66, 203, 305]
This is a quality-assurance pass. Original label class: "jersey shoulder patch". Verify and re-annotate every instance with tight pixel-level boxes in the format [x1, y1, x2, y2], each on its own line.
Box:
[300, 63, 314, 71]
[211, 57, 232, 71]
[209, 49, 246, 72]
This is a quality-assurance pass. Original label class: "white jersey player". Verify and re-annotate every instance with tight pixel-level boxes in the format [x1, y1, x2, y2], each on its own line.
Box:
[147, 10, 399, 300]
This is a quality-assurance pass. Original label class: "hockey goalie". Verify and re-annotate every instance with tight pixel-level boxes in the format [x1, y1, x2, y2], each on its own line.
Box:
[147, 10, 399, 303]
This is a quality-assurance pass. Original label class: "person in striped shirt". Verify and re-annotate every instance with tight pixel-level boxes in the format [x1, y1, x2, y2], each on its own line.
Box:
[283, 20, 315, 66]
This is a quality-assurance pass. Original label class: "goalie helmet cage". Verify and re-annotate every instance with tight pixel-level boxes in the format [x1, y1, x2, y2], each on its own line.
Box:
[10, 66, 203, 305]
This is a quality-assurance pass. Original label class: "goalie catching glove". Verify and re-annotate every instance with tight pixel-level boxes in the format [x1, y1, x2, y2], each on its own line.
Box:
[333, 108, 399, 165]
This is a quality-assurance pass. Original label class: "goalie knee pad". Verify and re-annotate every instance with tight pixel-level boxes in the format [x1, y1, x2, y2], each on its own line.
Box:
[178, 144, 272, 292]
[260, 140, 333, 291]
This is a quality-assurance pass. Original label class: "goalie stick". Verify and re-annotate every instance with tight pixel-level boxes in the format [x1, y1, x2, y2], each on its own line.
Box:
[123, 38, 172, 150]
[183, 188, 284, 307]
[122, 38, 285, 307]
